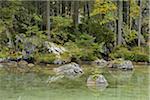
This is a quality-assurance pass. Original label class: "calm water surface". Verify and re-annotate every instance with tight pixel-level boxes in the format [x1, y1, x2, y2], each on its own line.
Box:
[0, 64, 149, 100]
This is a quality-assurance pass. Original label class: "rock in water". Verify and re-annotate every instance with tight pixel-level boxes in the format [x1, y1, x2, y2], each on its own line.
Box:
[46, 75, 64, 83]
[53, 62, 83, 79]
[87, 75, 108, 87]
[92, 59, 108, 68]
[0, 64, 3, 68]
[120, 60, 134, 70]
[28, 63, 34, 67]
[112, 59, 134, 70]
[18, 60, 28, 68]
[87, 74, 108, 92]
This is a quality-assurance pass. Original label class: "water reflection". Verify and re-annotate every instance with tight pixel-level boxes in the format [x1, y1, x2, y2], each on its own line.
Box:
[109, 69, 134, 85]
[0, 65, 149, 100]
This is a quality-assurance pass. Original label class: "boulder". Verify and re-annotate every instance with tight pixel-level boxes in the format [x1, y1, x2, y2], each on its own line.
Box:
[54, 59, 65, 65]
[53, 62, 83, 79]
[18, 60, 28, 68]
[44, 41, 66, 55]
[0, 64, 3, 68]
[112, 59, 134, 70]
[28, 63, 34, 67]
[92, 59, 108, 68]
[87, 74, 108, 87]
[0, 58, 6, 63]
[7, 61, 18, 67]
[46, 75, 64, 83]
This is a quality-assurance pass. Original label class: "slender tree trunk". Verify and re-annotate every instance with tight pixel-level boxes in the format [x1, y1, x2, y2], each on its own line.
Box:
[56, 1, 60, 16]
[47, 0, 50, 40]
[62, 1, 66, 17]
[72, 1, 79, 32]
[117, 0, 123, 45]
[86, 1, 90, 18]
[138, 0, 142, 47]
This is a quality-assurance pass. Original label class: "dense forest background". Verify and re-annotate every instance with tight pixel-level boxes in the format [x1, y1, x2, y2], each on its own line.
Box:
[0, 0, 149, 63]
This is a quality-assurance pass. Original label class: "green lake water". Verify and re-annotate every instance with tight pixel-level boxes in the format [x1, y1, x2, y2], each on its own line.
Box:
[0, 64, 149, 100]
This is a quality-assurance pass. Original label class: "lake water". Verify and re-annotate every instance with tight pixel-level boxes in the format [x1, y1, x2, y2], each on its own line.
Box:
[0, 64, 149, 100]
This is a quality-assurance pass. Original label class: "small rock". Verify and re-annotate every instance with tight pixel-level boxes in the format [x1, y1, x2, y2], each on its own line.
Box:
[46, 75, 64, 83]
[0, 58, 6, 63]
[7, 61, 18, 67]
[87, 75, 108, 87]
[54, 59, 64, 65]
[28, 63, 34, 67]
[18, 60, 28, 68]
[92, 59, 108, 68]
[53, 62, 83, 79]
[0, 64, 3, 68]
[112, 59, 134, 70]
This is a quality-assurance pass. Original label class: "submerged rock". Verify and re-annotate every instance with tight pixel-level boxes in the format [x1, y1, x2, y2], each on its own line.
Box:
[112, 59, 134, 70]
[46, 75, 64, 83]
[87, 75, 108, 87]
[28, 63, 34, 67]
[18, 60, 28, 68]
[92, 59, 108, 68]
[53, 62, 83, 79]
[0, 64, 3, 68]
[6, 61, 18, 67]
[87, 74, 108, 92]
[0, 58, 6, 63]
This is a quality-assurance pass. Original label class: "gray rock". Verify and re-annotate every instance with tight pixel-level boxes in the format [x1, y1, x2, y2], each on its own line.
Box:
[53, 62, 83, 79]
[18, 60, 28, 68]
[0, 58, 6, 62]
[0, 64, 3, 68]
[46, 75, 64, 83]
[28, 63, 34, 67]
[92, 59, 108, 68]
[112, 60, 134, 70]
[87, 75, 108, 87]
[7, 61, 18, 67]
[120, 60, 133, 70]
[54, 59, 65, 65]
[44, 41, 66, 55]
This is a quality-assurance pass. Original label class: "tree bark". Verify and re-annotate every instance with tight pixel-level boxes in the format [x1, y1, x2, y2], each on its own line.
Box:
[138, 0, 142, 47]
[47, 0, 50, 40]
[62, 1, 66, 17]
[72, 1, 79, 32]
[117, 0, 123, 45]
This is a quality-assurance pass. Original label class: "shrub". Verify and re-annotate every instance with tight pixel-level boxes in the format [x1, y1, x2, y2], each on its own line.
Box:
[64, 34, 103, 61]
[110, 46, 149, 62]
[34, 53, 56, 63]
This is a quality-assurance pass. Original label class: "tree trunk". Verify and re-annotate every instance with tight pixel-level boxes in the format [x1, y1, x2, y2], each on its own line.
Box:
[138, 0, 142, 47]
[72, 1, 79, 32]
[117, 0, 123, 45]
[62, 1, 66, 17]
[47, 0, 50, 40]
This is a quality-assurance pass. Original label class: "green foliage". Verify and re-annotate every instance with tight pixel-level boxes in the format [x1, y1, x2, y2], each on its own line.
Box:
[110, 46, 149, 62]
[0, 52, 8, 58]
[51, 16, 72, 44]
[123, 24, 137, 44]
[92, 0, 117, 15]
[64, 34, 103, 61]
[51, 16, 72, 32]
[34, 53, 56, 63]
[130, 0, 140, 19]
[91, 0, 117, 25]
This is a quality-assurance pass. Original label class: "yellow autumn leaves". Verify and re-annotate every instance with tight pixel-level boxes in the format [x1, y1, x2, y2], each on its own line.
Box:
[91, 0, 117, 16]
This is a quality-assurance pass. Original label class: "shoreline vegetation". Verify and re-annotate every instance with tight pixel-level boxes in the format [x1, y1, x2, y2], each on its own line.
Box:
[0, 1, 149, 99]
[0, 0, 149, 83]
